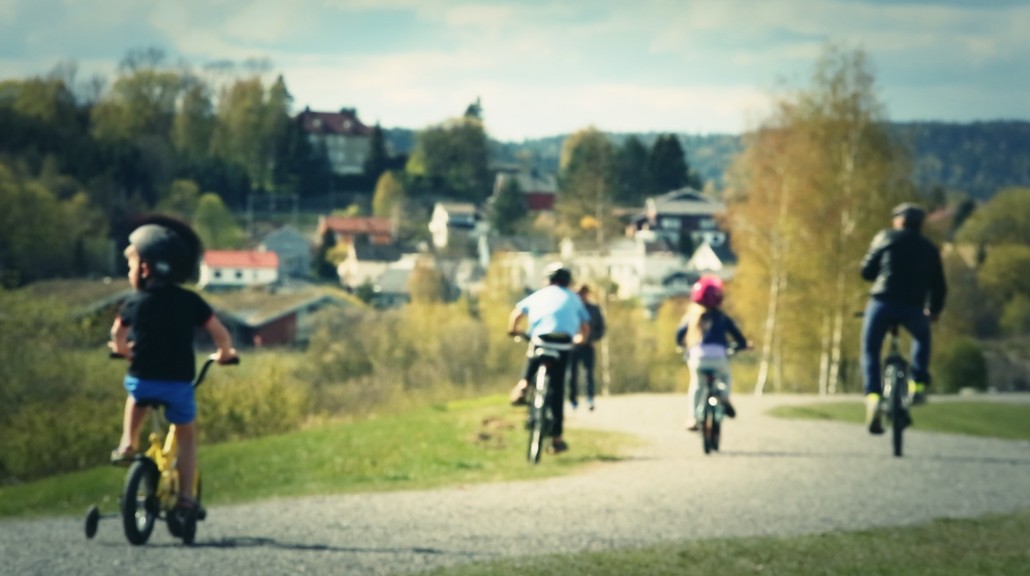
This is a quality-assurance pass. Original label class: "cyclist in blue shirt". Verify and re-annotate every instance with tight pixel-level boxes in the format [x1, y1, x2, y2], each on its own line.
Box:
[507, 263, 590, 454]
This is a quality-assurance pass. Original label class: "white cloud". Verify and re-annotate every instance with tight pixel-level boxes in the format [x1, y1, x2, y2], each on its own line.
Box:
[1, 0, 1027, 138]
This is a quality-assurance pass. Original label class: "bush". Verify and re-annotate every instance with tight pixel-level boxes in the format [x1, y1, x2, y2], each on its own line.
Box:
[936, 337, 989, 393]
[1000, 294, 1030, 336]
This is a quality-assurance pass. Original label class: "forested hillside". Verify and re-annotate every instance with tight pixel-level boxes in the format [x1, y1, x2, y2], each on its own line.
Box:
[468, 121, 1030, 200]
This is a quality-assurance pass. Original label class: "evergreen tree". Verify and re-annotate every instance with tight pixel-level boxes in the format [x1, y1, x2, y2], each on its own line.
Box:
[616, 135, 650, 205]
[647, 134, 689, 193]
[490, 176, 528, 234]
[313, 227, 339, 281]
[363, 123, 390, 185]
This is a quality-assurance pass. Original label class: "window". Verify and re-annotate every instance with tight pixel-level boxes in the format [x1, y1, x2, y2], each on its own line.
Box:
[213, 270, 222, 279]
[659, 217, 680, 230]
[235, 271, 243, 280]
[699, 218, 717, 230]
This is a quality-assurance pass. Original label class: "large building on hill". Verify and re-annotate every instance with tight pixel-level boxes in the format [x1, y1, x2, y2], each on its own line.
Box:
[297, 107, 373, 176]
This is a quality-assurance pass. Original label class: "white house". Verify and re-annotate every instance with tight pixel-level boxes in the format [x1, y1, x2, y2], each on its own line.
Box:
[686, 241, 738, 280]
[199, 250, 279, 290]
[337, 243, 405, 290]
[428, 202, 481, 249]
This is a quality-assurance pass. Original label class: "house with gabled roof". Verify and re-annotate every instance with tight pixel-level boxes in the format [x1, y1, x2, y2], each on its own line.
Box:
[337, 243, 406, 290]
[21, 278, 134, 319]
[686, 240, 738, 280]
[203, 285, 361, 347]
[429, 201, 481, 249]
[297, 107, 373, 176]
[633, 187, 728, 252]
[317, 215, 394, 246]
[260, 225, 312, 279]
[492, 169, 559, 212]
[199, 250, 279, 290]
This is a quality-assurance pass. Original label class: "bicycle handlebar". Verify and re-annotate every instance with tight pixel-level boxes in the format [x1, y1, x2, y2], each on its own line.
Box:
[108, 350, 240, 388]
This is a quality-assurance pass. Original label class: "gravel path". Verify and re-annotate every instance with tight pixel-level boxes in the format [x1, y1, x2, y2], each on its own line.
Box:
[2, 393, 1029, 575]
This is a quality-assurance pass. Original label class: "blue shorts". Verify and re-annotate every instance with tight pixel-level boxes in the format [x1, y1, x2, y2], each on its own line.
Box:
[123, 376, 196, 424]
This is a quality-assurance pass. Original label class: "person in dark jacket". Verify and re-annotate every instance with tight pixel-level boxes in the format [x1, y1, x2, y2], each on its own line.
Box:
[569, 284, 606, 411]
[860, 202, 947, 434]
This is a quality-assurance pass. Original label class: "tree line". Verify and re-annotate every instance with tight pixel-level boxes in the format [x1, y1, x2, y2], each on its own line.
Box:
[2, 47, 709, 287]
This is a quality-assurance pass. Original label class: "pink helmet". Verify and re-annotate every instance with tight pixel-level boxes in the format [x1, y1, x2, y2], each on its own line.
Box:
[691, 275, 724, 308]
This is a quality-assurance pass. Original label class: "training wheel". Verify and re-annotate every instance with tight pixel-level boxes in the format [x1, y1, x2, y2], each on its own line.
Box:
[85, 505, 101, 539]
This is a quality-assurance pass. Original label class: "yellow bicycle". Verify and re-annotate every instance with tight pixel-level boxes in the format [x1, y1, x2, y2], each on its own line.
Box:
[85, 355, 238, 545]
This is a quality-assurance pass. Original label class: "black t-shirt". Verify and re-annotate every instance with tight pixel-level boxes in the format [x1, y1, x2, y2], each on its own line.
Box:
[119, 285, 213, 381]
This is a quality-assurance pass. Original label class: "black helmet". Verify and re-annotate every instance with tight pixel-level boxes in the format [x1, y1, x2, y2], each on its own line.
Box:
[128, 215, 203, 283]
[545, 262, 572, 287]
[891, 202, 925, 230]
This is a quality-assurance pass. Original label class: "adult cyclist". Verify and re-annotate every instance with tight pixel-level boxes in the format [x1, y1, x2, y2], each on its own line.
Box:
[860, 203, 947, 435]
[507, 262, 590, 454]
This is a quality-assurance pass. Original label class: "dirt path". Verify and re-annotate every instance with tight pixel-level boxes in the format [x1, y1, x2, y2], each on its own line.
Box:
[2, 393, 1028, 575]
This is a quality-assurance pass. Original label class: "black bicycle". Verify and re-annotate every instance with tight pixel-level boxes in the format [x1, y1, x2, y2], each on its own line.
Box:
[512, 332, 573, 464]
[692, 348, 745, 455]
[880, 323, 912, 457]
[696, 366, 728, 454]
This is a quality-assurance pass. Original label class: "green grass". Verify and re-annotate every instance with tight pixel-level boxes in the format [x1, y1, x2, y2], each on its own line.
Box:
[768, 400, 1030, 441]
[423, 509, 1030, 576]
[0, 396, 634, 518]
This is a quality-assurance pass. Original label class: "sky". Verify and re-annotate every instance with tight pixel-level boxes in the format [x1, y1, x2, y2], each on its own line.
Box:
[1, 0, 1028, 142]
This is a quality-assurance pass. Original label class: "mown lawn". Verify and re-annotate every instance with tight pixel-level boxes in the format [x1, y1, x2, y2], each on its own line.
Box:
[423, 509, 1030, 576]
[768, 399, 1030, 441]
[0, 396, 634, 518]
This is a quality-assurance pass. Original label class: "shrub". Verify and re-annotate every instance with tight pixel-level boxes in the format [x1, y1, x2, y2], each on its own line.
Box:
[936, 337, 989, 392]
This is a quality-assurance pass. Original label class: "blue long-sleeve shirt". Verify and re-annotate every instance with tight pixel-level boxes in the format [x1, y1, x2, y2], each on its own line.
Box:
[675, 309, 747, 359]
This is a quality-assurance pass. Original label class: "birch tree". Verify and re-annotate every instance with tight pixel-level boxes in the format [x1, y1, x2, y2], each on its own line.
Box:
[726, 45, 909, 394]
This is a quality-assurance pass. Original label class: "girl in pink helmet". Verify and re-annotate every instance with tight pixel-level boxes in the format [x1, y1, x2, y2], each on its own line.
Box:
[675, 275, 750, 430]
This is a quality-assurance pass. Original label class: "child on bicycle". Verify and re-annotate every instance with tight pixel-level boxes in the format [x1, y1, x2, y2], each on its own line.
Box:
[108, 215, 237, 513]
[675, 275, 749, 431]
[507, 262, 590, 454]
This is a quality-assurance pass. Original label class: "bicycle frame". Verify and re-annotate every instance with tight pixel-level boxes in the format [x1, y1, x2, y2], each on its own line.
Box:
[697, 368, 727, 454]
[87, 355, 235, 545]
[881, 325, 911, 457]
[516, 333, 573, 464]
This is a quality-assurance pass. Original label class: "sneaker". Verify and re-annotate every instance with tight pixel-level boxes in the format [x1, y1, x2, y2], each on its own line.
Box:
[723, 399, 736, 418]
[109, 445, 137, 465]
[570, 400, 579, 410]
[909, 380, 928, 406]
[509, 380, 528, 406]
[175, 496, 206, 520]
[685, 420, 699, 432]
[588, 400, 595, 412]
[550, 438, 569, 454]
[865, 393, 884, 435]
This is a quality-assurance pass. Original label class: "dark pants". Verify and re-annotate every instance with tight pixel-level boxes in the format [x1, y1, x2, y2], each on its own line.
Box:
[569, 344, 596, 405]
[522, 350, 569, 437]
[861, 298, 932, 395]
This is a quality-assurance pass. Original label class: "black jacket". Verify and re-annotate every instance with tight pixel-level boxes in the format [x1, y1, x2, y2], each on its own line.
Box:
[860, 229, 947, 315]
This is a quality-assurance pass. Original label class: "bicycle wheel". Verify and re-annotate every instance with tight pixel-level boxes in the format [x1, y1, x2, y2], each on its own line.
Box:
[701, 402, 715, 455]
[711, 411, 721, 452]
[121, 458, 159, 545]
[526, 366, 549, 464]
[84, 505, 100, 539]
[887, 361, 907, 457]
[167, 472, 202, 538]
